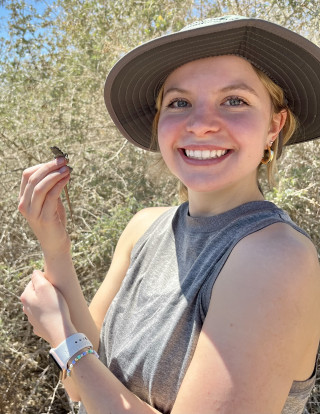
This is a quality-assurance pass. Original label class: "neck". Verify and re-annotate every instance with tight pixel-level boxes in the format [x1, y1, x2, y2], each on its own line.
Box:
[187, 184, 264, 217]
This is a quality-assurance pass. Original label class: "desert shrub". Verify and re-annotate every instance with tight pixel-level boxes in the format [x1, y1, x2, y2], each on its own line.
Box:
[1, 1, 319, 413]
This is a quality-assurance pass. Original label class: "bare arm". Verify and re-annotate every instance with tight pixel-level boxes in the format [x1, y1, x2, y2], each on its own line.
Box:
[62, 206, 170, 401]
[18, 158, 170, 403]
[56, 224, 320, 413]
[18, 159, 99, 344]
[21, 186, 320, 414]
[71, 223, 320, 414]
[172, 223, 320, 413]
[88, 206, 171, 331]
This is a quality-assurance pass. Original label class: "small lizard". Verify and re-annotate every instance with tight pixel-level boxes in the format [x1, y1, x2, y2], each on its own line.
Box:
[50, 146, 74, 223]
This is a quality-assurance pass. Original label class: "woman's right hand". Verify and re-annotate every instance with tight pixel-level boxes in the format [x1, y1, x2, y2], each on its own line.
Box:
[18, 156, 72, 255]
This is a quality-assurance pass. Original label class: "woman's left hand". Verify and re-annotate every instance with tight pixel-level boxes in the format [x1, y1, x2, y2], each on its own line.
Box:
[21, 270, 76, 347]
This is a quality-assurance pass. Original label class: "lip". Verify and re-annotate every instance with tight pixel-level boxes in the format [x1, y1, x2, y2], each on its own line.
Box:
[178, 148, 231, 165]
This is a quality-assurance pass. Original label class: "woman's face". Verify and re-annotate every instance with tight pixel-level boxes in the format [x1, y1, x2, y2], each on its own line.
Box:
[157, 55, 285, 196]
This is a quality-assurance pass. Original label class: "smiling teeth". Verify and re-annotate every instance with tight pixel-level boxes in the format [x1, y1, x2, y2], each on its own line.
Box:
[185, 149, 227, 160]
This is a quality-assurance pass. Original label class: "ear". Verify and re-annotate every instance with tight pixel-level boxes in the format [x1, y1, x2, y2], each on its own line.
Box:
[267, 109, 287, 146]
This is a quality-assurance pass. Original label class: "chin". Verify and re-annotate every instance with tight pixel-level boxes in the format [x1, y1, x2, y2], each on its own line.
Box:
[181, 180, 226, 194]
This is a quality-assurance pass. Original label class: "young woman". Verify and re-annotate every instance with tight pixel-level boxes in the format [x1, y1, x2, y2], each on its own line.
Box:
[19, 16, 320, 414]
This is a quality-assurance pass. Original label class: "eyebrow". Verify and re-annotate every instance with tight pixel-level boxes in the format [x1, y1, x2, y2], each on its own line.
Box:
[220, 83, 259, 96]
[163, 87, 188, 97]
[163, 83, 259, 97]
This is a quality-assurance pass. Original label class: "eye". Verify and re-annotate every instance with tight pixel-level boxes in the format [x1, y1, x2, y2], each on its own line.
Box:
[223, 96, 248, 107]
[167, 98, 190, 108]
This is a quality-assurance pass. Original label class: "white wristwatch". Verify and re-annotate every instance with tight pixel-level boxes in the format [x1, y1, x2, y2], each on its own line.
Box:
[49, 333, 93, 371]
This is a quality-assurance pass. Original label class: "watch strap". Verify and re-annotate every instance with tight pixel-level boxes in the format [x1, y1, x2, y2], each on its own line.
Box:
[49, 333, 93, 370]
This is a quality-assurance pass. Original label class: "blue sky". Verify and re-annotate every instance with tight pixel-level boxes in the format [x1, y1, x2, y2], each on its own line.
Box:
[0, 1, 55, 38]
[0, 0, 51, 17]
[0, 2, 10, 34]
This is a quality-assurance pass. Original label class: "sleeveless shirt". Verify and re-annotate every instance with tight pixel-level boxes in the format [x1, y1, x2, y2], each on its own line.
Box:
[79, 201, 316, 414]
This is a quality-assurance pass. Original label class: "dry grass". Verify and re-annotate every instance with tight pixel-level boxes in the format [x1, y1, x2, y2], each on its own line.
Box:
[1, 138, 320, 412]
[0, 132, 179, 412]
[1, 1, 320, 409]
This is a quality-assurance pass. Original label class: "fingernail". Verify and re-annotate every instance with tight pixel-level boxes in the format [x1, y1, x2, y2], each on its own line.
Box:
[59, 166, 68, 173]
[56, 157, 66, 165]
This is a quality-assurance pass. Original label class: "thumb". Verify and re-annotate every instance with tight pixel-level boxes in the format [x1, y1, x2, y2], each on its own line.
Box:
[31, 269, 46, 288]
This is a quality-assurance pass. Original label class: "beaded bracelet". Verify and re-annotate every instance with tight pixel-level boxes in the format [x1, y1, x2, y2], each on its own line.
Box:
[67, 348, 99, 377]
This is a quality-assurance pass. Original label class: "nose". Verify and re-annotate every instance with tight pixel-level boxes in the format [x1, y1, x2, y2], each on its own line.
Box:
[186, 103, 221, 136]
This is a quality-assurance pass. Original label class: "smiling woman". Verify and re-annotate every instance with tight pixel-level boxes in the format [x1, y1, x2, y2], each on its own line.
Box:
[152, 55, 296, 199]
[155, 55, 286, 206]
[19, 15, 320, 414]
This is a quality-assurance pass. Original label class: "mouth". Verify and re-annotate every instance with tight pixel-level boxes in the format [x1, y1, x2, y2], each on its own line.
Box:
[184, 149, 229, 160]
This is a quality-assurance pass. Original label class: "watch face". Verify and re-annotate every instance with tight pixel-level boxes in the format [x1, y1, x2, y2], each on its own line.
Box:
[49, 353, 62, 371]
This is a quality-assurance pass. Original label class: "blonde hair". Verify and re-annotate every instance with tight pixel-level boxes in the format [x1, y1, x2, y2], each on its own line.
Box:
[253, 67, 297, 187]
[151, 63, 298, 201]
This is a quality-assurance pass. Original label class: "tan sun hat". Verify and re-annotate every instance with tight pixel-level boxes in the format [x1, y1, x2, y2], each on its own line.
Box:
[104, 15, 320, 151]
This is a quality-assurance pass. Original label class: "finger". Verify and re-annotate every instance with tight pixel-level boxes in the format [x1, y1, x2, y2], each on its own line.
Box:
[18, 160, 65, 218]
[56, 196, 67, 226]
[41, 174, 71, 221]
[20, 280, 35, 305]
[32, 269, 45, 278]
[19, 163, 45, 200]
[31, 269, 47, 289]
[19, 158, 67, 203]
[30, 168, 71, 220]
[19, 165, 70, 220]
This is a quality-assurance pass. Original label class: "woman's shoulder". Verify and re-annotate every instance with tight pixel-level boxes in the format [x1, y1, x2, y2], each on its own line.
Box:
[233, 221, 319, 291]
[132, 205, 174, 223]
[224, 220, 320, 360]
[240, 220, 317, 267]
[123, 206, 174, 248]
[173, 221, 320, 413]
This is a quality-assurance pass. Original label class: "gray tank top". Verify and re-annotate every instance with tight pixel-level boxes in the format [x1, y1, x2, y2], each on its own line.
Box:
[79, 201, 316, 414]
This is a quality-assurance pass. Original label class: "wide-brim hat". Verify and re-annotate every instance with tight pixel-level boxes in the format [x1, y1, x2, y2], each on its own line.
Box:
[104, 15, 320, 151]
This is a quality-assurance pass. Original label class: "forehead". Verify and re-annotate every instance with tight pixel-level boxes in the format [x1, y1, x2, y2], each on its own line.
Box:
[163, 55, 264, 90]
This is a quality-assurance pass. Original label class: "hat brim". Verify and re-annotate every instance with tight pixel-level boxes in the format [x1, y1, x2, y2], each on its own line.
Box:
[104, 17, 320, 151]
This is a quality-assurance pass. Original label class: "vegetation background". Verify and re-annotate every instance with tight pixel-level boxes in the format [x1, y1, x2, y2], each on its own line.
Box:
[0, 0, 319, 412]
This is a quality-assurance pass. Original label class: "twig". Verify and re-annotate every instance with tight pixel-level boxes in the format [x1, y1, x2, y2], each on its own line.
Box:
[0, 132, 42, 163]
[105, 140, 127, 163]
[46, 379, 60, 414]
[20, 366, 50, 413]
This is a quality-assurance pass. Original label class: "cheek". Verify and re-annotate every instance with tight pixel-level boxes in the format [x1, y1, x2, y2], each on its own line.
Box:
[229, 113, 270, 144]
[157, 117, 180, 171]
[158, 114, 171, 135]
[156, 124, 167, 156]
[157, 115, 176, 149]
